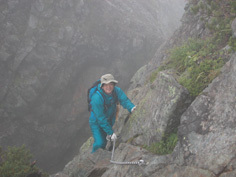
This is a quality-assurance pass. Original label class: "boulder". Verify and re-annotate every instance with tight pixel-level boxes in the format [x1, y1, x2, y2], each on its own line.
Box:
[115, 71, 191, 146]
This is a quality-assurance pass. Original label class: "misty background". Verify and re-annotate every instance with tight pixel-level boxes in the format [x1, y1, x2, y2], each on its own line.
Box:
[0, 0, 186, 173]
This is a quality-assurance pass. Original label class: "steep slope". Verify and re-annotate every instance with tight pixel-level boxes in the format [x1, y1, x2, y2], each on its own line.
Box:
[0, 0, 185, 173]
[54, 0, 236, 176]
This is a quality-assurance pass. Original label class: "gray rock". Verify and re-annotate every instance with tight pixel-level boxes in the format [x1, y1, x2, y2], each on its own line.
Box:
[232, 18, 236, 37]
[219, 170, 236, 177]
[151, 164, 215, 177]
[177, 54, 236, 175]
[116, 71, 191, 146]
[61, 137, 112, 177]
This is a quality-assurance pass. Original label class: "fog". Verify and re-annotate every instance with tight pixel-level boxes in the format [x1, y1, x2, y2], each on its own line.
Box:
[0, 0, 185, 173]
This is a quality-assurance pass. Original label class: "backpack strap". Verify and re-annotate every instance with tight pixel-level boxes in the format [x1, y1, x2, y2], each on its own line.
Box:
[112, 89, 118, 105]
[96, 90, 108, 112]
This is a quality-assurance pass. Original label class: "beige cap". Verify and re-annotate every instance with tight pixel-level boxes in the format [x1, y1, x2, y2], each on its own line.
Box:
[100, 74, 118, 87]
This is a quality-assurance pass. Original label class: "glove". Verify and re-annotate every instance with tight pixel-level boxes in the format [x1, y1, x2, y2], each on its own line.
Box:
[111, 133, 117, 141]
[106, 135, 112, 141]
[131, 106, 136, 113]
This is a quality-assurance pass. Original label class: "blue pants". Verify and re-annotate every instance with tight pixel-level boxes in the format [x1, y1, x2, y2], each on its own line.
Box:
[89, 121, 108, 153]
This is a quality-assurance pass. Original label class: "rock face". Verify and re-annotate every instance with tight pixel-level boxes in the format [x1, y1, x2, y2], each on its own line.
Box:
[116, 70, 191, 146]
[53, 0, 236, 176]
[0, 0, 185, 173]
[175, 54, 236, 175]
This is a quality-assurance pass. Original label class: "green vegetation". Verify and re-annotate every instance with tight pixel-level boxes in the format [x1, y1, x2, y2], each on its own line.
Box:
[143, 133, 178, 155]
[0, 145, 49, 177]
[229, 36, 236, 51]
[150, 0, 236, 97]
[80, 137, 93, 153]
[149, 69, 159, 84]
[170, 38, 225, 96]
[150, 38, 226, 96]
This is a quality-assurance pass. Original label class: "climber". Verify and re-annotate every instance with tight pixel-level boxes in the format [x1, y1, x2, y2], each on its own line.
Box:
[89, 74, 136, 153]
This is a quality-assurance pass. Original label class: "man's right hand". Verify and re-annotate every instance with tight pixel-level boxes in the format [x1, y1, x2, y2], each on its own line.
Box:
[106, 133, 117, 141]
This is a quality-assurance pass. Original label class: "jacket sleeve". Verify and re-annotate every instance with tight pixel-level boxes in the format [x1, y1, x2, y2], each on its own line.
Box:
[91, 92, 113, 135]
[115, 87, 135, 113]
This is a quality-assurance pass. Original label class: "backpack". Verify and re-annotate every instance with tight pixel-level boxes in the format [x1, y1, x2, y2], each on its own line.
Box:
[87, 80, 118, 112]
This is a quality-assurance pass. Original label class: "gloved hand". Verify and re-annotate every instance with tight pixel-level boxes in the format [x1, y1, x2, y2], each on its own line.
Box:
[131, 106, 136, 113]
[106, 135, 112, 141]
[111, 133, 117, 141]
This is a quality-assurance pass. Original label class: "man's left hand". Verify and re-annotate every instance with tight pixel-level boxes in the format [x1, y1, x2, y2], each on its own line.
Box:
[131, 106, 136, 113]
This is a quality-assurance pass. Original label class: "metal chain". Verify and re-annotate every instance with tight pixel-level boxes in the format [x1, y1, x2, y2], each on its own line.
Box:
[110, 138, 146, 166]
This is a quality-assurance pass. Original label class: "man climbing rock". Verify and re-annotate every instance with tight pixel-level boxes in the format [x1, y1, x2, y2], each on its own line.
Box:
[89, 74, 136, 153]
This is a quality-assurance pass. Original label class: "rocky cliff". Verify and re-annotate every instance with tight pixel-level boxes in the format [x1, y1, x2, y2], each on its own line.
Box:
[0, 0, 185, 173]
[53, 0, 236, 176]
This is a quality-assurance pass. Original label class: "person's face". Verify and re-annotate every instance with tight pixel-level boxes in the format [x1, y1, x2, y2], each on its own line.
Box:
[102, 83, 115, 95]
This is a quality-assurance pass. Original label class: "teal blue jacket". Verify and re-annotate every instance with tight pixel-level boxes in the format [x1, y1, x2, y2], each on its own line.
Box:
[89, 84, 135, 135]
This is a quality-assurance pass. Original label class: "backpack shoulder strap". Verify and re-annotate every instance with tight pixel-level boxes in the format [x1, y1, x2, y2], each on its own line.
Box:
[96, 90, 108, 112]
[96, 90, 105, 102]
